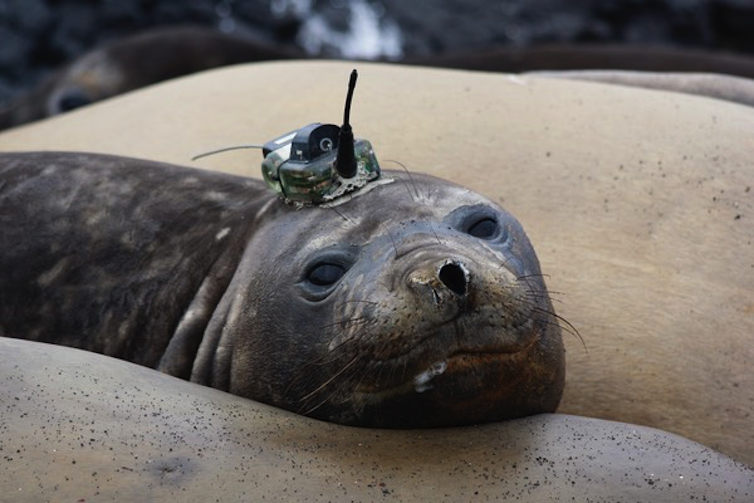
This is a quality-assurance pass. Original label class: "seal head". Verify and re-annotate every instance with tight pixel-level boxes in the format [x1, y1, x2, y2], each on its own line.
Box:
[196, 171, 565, 427]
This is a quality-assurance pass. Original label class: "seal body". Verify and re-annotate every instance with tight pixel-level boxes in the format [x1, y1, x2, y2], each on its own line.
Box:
[0, 60, 751, 463]
[0, 151, 564, 427]
[2, 337, 751, 502]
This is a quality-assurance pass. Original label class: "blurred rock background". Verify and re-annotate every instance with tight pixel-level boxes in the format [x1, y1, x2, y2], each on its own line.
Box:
[1, 0, 754, 103]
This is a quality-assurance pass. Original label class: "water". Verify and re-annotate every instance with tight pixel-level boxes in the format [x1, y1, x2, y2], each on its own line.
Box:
[271, 0, 404, 59]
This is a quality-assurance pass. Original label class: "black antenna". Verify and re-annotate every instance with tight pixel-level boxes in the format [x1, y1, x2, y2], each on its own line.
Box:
[335, 69, 358, 178]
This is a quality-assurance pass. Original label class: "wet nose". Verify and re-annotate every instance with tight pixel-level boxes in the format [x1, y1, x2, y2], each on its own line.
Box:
[438, 261, 468, 296]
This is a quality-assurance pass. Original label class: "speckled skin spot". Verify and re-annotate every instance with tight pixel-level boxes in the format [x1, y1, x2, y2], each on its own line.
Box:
[1, 338, 752, 502]
[0, 151, 563, 428]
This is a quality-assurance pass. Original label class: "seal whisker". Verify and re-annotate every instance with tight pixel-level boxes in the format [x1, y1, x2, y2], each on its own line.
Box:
[396, 177, 418, 203]
[399, 359, 408, 385]
[524, 293, 564, 305]
[297, 327, 377, 371]
[328, 205, 353, 224]
[385, 359, 400, 388]
[298, 354, 363, 403]
[373, 361, 386, 388]
[384, 159, 420, 201]
[380, 222, 399, 258]
[349, 359, 375, 394]
[428, 221, 442, 246]
[534, 290, 566, 297]
[297, 355, 367, 416]
[497, 255, 514, 270]
[338, 299, 380, 305]
[307, 324, 381, 371]
[521, 286, 566, 299]
[523, 289, 563, 300]
[320, 330, 375, 359]
[516, 273, 566, 297]
[529, 305, 586, 352]
[283, 329, 371, 396]
[330, 319, 379, 338]
[298, 368, 360, 417]
[318, 316, 372, 331]
[517, 273, 552, 280]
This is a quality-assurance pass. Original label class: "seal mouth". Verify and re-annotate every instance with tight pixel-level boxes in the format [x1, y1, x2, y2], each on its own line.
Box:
[410, 346, 528, 393]
[354, 333, 539, 399]
[379, 310, 536, 362]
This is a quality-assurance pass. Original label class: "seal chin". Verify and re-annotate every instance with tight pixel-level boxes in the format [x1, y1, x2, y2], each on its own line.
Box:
[346, 337, 558, 428]
[323, 298, 565, 429]
[298, 304, 557, 428]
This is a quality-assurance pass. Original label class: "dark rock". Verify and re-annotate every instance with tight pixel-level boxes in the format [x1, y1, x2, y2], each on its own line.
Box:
[0, 26, 33, 75]
[1, 0, 754, 106]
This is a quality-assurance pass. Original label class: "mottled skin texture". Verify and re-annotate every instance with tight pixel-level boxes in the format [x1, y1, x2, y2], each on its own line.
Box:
[1, 337, 752, 503]
[0, 151, 564, 427]
[0, 151, 272, 367]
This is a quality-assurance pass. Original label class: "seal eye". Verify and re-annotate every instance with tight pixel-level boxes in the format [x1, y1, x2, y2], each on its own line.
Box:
[56, 91, 92, 113]
[308, 263, 345, 286]
[467, 218, 498, 239]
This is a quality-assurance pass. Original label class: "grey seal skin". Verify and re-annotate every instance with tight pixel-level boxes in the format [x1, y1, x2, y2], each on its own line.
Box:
[2, 337, 752, 503]
[0, 151, 564, 428]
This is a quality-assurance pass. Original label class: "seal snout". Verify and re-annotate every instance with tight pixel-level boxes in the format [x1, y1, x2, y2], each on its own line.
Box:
[406, 259, 470, 311]
[438, 261, 468, 297]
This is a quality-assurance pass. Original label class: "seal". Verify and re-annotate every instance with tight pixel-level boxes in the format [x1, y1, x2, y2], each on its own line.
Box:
[2, 337, 751, 502]
[408, 43, 754, 79]
[0, 150, 564, 428]
[0, 26, 300, 130]
[528, 69, 754, 108]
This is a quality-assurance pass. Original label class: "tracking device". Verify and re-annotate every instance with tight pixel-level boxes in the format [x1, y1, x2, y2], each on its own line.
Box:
[192, 69, 381, 205]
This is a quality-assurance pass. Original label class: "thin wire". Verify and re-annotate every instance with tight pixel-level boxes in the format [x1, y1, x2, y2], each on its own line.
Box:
[191, 144, 264, 161]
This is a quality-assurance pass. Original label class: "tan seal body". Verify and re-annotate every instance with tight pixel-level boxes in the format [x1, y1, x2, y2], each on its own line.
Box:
[1, 337, 751, 502]
[529, 69, 754, 107]
[0, 61, 752, 464]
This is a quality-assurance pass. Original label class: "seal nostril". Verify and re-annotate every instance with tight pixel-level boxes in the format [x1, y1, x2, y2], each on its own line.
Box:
[439, 262, 467, 296]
